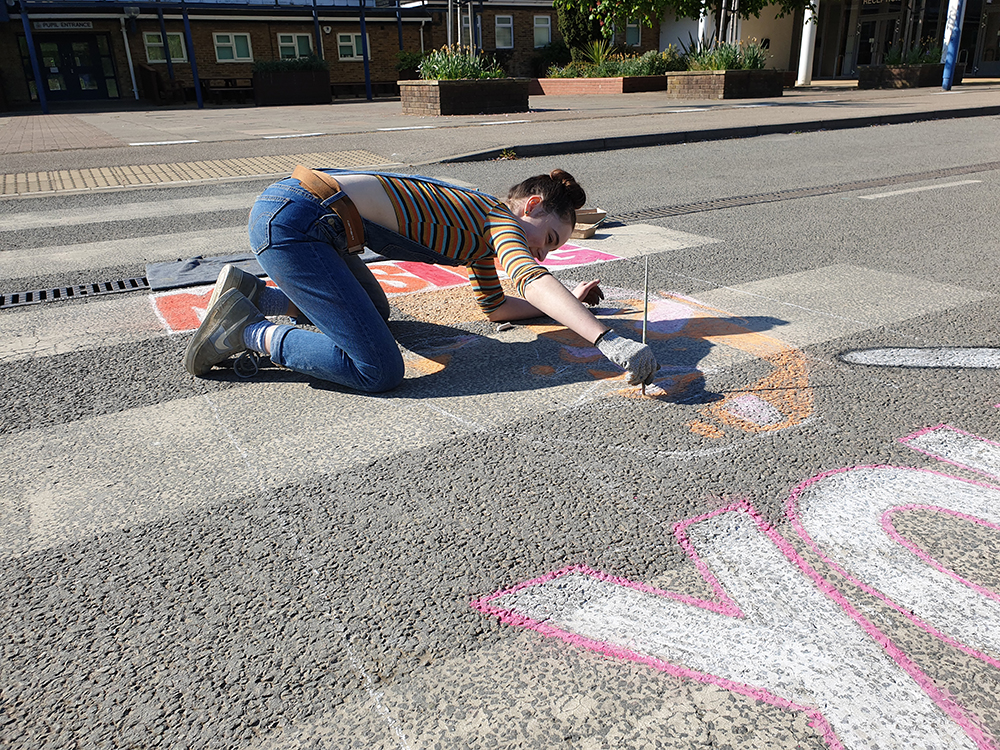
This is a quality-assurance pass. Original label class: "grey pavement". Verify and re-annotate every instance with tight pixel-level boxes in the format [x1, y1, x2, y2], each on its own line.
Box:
[3, 101, 1000, 749]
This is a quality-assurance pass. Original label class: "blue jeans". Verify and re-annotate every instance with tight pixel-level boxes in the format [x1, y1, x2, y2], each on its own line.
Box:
[248, 177, 461, 392]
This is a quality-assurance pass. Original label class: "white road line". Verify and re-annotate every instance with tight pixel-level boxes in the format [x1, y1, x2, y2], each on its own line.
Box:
[475, 119, 531, 125]
[0, 226, 246, 277]
[694, 264, 989, 349]
[668, 108, 709, 113]
[128, 139, 200, 146]
[262, 132, 325, 139]
[0, 194, 256, 231]
[841, 347, 1000, 368]
[377, 125, 435, 131]
[858, 180, 981, 199]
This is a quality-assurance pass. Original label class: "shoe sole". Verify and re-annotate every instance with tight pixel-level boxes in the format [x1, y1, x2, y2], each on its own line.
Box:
[184, 290, 255, 376]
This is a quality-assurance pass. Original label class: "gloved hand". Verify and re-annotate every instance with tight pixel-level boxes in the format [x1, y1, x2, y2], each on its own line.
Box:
[595, 331, 659, 385]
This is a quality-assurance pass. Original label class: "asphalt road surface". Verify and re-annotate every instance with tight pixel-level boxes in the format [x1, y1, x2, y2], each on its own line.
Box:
[3, 116, 1000, 749]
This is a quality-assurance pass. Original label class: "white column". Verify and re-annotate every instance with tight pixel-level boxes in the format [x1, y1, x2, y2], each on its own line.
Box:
[796, 0, 820, 86]
[120, 17, 139, 100]
[698, 6, 711, 46]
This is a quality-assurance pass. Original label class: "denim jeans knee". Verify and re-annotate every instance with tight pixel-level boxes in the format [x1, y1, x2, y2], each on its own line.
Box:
[248, 181, 403, 392]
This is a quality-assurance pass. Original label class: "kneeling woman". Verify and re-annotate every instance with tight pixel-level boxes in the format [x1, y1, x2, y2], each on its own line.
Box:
[184, 167, 657, 392]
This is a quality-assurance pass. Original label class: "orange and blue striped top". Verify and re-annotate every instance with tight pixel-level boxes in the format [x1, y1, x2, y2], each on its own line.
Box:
[373, 173, 550, 315]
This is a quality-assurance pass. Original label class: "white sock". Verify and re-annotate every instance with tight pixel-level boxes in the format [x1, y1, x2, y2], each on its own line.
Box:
[242, 320, 274, 354]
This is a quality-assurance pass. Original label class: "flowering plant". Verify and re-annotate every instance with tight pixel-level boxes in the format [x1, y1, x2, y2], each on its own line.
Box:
[419, 46, 505, 80]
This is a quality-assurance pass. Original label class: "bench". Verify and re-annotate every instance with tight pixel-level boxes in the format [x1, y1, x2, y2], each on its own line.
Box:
[201, 77, 254, 104]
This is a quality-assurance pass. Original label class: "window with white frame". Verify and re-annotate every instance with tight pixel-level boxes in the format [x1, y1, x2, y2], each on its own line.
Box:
[337, 33, 370, 60]
[533, 16, 551, 48]
[461, 14, 472, 46]
[214, 33, 253, 62]
[277, 33, 313, 59]
[495, 15, 513, 49]
[458, 14, 480, 47]
[143, 32, 187, 63]
[625, 20, 641, 46]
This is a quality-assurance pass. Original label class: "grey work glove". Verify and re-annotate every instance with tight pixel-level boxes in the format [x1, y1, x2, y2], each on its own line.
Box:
[595, 331, 659, 385]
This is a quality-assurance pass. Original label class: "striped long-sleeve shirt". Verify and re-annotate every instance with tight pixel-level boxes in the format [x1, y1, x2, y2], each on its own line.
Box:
[374, 173, 550, 315]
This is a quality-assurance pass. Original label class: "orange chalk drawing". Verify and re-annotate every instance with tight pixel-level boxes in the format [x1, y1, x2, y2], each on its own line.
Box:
[526, 292, 813, 438]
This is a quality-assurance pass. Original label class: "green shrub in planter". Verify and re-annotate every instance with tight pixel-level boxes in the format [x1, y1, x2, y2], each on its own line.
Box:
[418, 46, 505, 80]
[252, 54, 329, 74]
[529, 40, 572, 78]
[684, 40, 767, 70]
[396, 50, 425, 80]
[252, 54, 331, 106]
[884, 40, 943, 65]
[546, 47, 684, 78]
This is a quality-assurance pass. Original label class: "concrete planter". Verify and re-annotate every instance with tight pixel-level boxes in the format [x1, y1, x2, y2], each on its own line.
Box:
[399, 78, 530, 116]
[857, 63, 964, 89]
[528, 75, 667, 95]
[666, 69, 785, 99]
[252, 70, 332, 106]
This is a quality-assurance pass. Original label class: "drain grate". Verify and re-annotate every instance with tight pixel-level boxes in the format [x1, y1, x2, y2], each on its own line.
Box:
[614, 161, 1000, 223]
[0, 277, 150, 310]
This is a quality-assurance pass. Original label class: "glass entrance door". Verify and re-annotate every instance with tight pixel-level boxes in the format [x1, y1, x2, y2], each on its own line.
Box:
[33, 34, 118, 101]
[975, 7, 1000, 76]
[856, 16, 899, 66]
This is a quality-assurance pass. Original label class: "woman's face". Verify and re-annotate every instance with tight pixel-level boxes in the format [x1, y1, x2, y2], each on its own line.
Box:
[516, 196, 573, 262]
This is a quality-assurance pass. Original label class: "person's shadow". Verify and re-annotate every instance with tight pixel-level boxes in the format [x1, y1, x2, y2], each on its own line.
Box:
[203, 313, 791, 402]
[375, 313, 792, 403]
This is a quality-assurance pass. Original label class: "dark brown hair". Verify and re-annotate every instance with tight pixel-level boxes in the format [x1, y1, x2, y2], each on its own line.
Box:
[507, 169, 586, 226]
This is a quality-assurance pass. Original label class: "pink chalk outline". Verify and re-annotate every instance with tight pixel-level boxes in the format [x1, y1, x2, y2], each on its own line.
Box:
[882, 504, 1000, 607]
[900, 424, 1000, 480]
[786, 465, 1000, 748]
[471, 498, 995, 749]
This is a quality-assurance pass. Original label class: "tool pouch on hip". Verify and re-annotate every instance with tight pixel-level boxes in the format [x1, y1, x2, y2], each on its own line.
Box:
[291, 165, 366, 255]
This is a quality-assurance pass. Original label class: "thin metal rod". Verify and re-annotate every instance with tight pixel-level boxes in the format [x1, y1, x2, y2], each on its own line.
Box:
[641, 256, 649, 395]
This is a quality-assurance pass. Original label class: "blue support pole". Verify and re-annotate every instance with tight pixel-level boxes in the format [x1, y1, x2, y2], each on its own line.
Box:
[397, 0, 404, 50]
[941, 0, 966, 90]
[359, 0, 373, 100]
[313, 0, 324, 59]
[182, 4, 203, 107]
[19, 2, 49, 114]
[157, 9, 175, 81]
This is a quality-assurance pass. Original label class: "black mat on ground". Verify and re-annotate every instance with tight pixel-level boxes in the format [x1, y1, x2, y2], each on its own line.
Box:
[145, 250, 386, 291]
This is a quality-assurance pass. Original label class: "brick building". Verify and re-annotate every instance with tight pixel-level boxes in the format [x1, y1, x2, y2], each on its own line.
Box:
[0, 0, 659, 110]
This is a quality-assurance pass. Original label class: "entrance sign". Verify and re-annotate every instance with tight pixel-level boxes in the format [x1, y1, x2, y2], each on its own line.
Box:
[34, 21, 93, 29]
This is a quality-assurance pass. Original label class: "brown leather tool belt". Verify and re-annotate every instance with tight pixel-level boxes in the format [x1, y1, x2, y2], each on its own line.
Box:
[291, 165, 366, 255]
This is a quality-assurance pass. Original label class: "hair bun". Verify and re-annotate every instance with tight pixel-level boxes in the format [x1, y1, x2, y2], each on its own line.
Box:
[550, 169, 586, 211]
[507, 168, 587, 220]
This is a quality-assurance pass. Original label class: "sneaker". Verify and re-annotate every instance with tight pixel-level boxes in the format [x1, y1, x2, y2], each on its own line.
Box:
[207, 264, 266, 311]
[184, 289, 265, 376]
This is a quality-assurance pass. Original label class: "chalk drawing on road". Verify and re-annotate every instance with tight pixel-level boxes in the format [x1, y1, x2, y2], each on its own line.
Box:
[150, 243, 623, 332]
[150, 282, 478, 379]
[840, 347, 1000, 368]
[150, 245, 814, 433]
[524, 291, 812, 436]
[472, 498, 985, 750]
[901, 424, 1000, 480]
[789, 465, 1000, 672]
